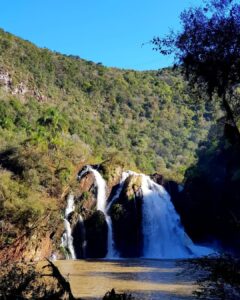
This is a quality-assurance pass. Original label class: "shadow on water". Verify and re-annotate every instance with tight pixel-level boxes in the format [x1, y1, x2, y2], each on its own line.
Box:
[56, 259, 197, 300]
[82, 291, 195, 300]
[87, 270, 192, 285]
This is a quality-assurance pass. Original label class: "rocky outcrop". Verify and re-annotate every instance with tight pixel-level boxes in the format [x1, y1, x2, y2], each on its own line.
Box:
[84, 210, 108, 257]
[0, 213, 64, 263]
[68, 167, 108, 258]
[0, 68, 46, 101]
[150, 173, 164, 185]
[110, 174, 143, 257]
[0, 69, 12, 90]
[100, 160, 123, 188]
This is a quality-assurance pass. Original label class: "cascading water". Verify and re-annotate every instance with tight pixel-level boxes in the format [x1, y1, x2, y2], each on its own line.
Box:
[76, 166, 214, 259]
[78, 165, 118, 258]
[65, 193, 75, 218]
[135, 172, 213, 259]
[62, 194, 76, 259]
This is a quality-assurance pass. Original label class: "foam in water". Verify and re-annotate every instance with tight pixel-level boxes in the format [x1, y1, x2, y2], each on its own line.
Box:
[139, 173, 214, 259]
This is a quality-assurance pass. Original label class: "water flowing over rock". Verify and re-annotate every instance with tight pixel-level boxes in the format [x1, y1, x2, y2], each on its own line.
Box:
[61, 194, 76, 259]
[78, 166, 118, 258]
[64, 165, 214, 259]
[140, 173, 213, 258]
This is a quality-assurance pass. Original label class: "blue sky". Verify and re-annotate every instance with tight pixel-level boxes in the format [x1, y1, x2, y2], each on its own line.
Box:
[0, 0, 202, 70]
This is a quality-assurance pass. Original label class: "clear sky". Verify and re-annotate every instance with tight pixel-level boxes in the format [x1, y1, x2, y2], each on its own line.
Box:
[0, 0, 202, 70]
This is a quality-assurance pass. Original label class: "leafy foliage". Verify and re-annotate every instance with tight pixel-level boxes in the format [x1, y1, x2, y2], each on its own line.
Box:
[0, 28, 217, 180]
[152, 0, 240, 140]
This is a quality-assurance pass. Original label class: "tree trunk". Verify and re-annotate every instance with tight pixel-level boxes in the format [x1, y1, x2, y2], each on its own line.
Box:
[222, 94, 240, 144]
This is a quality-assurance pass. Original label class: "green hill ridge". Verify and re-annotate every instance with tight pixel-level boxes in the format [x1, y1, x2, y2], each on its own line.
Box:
[0, 28, 219, 258]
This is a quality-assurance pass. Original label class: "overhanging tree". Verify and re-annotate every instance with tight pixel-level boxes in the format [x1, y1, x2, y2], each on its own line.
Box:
[152, 0, 240, 142]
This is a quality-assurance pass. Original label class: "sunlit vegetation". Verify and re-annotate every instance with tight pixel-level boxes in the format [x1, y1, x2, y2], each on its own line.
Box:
[0, 28, 219, 256]
[0, 28, 218, 179]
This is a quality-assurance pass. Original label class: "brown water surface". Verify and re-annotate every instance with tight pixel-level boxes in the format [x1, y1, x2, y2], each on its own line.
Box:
[56, 259, 196, 299]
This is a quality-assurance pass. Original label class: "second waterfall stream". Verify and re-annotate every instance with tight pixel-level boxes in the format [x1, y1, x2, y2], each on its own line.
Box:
[64, 166, 214, 259]
[78, 166, 119, 258]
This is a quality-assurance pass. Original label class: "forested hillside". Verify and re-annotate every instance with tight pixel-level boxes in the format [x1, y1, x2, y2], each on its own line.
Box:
[0, 28, 220, 256]
[0, 28, 219, 178]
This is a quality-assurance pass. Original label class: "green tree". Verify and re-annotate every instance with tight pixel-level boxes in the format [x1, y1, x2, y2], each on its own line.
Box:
[152, 0, 240, 142]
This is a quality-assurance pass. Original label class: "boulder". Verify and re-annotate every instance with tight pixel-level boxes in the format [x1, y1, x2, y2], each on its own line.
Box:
[84, 210, 108, 258]
[110, 174, 143, 257]
[150, 173, 164, 185]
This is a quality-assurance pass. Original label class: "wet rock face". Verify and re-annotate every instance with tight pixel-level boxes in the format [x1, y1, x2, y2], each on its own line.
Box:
[164, 180, 181, 208]
[73, 170, 97, 221]
[72, 219, 86, 259]
[78, 172, 97, 212]
[84, 210, 108, 258]
[151, 173, 164, 186]
[110, 175, 143, 257]
[71, 167, 108, 258]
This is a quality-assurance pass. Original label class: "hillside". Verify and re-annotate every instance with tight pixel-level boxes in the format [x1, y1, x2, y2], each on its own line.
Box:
[0, 28, 220, 260]
[0, 28, 219, 177]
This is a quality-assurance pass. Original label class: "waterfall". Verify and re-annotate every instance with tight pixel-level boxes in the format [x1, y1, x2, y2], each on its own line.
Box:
[90, 167, 119, 258]
[65, 193, 75, 218]
[139, 173, 213, 259]
[79, 166, 119, 258]
[76, 166, 214, 259]
[105, 215, 117, 258]
[89, 167, 107, 212]
[62, 194, 76, 259]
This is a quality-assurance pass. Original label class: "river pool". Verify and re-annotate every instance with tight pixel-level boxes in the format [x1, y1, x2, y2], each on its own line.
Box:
[55, 259, 196, 299]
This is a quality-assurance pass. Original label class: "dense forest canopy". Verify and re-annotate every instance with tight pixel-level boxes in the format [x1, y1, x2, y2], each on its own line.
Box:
[0, 28, 219, 181]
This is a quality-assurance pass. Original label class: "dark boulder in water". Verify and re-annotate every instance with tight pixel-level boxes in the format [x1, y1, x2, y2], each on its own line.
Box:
[85, 210, 108, 258]
[110, 174, 143, 257]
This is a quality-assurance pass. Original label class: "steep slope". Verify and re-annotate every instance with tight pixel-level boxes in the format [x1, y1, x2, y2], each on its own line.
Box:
[0, 28, 218, 179]
[0, 28, 219, 260]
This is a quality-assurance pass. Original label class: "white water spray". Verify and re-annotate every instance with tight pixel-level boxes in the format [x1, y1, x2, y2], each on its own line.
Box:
[109, 170, 213, 258]
[78, 166, 119, 258]
[62, 194, 76, 259]
[137, 173, 213, 259]
[76, 166, 214, 259]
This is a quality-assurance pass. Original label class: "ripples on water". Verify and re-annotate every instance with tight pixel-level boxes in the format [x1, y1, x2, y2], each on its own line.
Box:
[56, 259, 197, 300]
